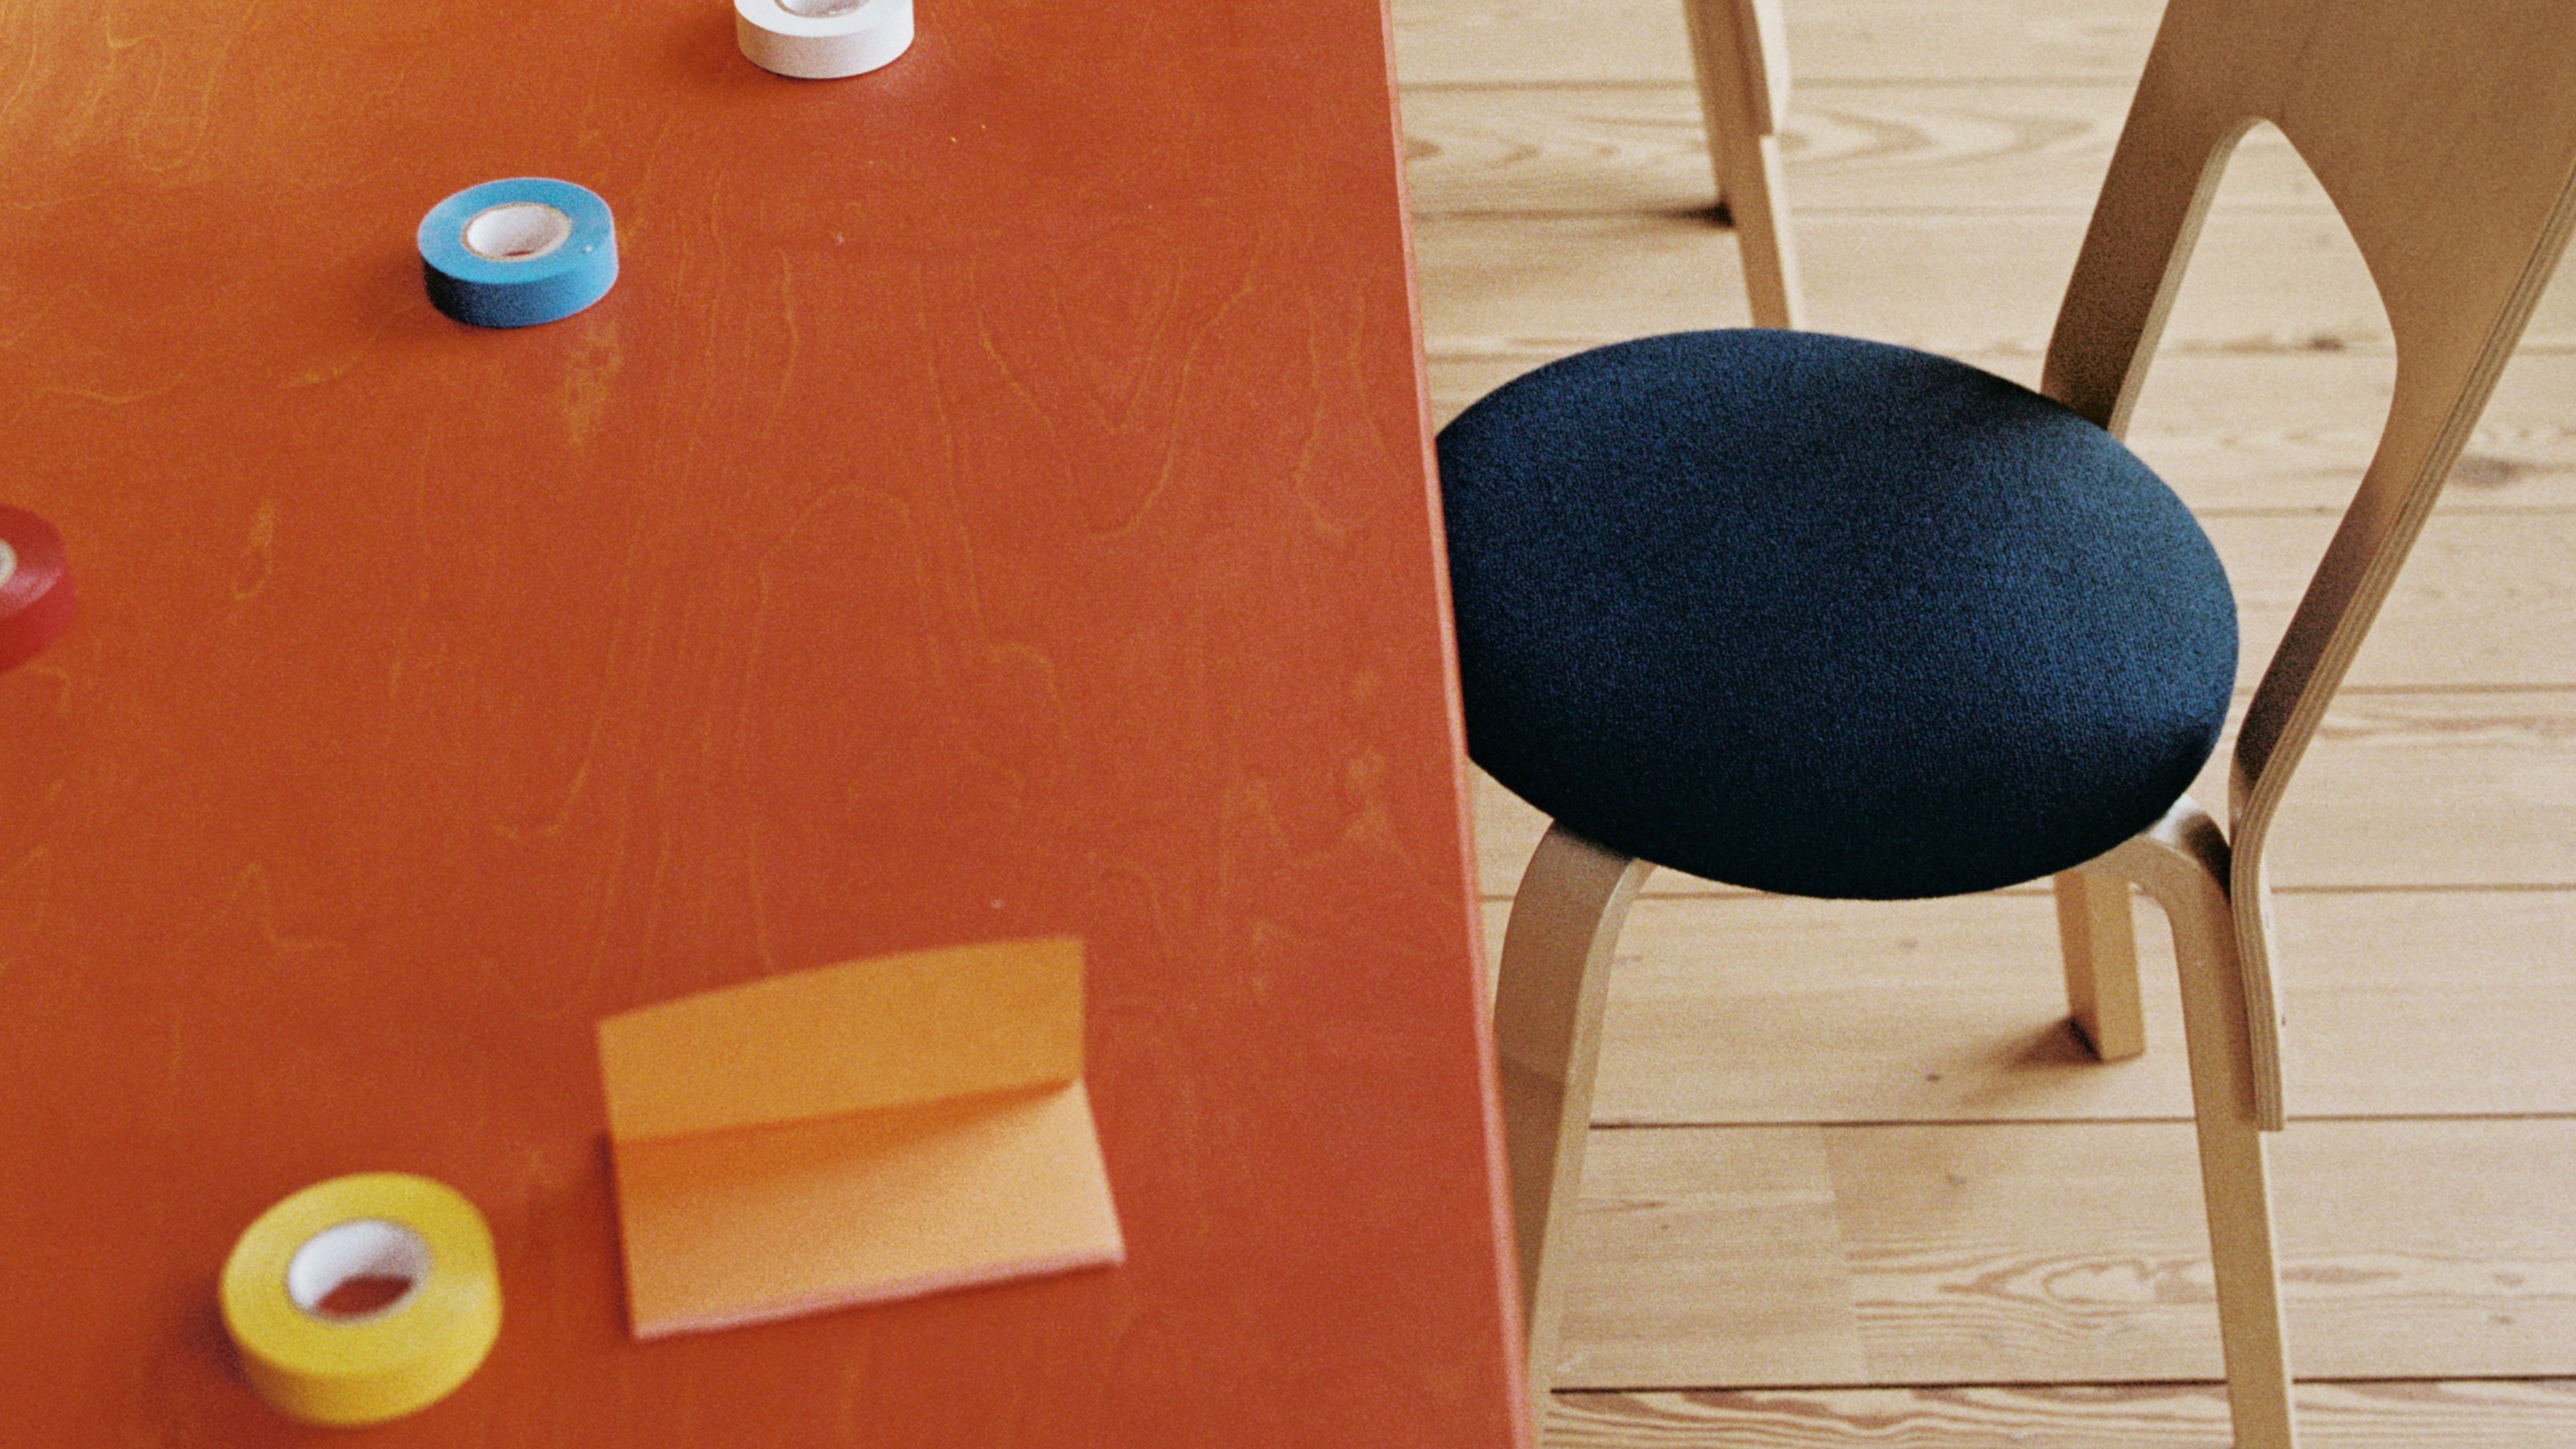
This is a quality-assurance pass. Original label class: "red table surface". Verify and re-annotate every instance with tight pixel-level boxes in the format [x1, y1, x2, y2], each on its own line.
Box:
[0, 1, 1524, 1442]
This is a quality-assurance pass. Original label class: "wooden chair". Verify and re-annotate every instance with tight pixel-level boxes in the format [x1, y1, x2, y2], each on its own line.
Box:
[1438, 1, 2576, 1443]
[1682, 0, 1800, 328]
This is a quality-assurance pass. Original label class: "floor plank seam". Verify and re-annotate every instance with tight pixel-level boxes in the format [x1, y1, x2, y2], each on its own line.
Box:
[1552, 1375, 2576, 1396]
[1397, 78, 2167, 94]
[1586, 1111, 2576, 1131]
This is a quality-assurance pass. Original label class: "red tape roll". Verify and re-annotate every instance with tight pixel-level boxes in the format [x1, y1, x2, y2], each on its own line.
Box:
[0, 507, 74, 674]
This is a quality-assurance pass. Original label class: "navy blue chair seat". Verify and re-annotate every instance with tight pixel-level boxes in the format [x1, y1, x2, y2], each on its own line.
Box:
[1437, 328, 2238, 900]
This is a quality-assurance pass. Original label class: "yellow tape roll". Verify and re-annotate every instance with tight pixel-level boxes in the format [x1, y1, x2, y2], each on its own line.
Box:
[219, 1173, 502, 1427]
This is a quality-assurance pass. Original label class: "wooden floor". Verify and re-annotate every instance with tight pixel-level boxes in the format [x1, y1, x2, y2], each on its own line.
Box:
[1392, 0, 2576, 1442]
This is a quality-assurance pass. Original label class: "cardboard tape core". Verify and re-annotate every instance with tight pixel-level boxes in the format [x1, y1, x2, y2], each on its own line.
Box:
[287, 1219, 431, 1322]
[780, 0, 871, 13]
[462, 202, 573, 262]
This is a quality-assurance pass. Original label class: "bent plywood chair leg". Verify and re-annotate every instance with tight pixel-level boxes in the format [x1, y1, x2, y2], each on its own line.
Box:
[1680, 0, 1804, 328]
[2102, 800, 2299, 1449]
[2053, 869, 2147, 1060]
[1493, 823, 1654, 1428]
[1714, 132, 1803, 330]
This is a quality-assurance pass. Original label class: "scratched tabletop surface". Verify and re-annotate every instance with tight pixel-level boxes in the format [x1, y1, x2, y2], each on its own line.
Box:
[0, 0, 1520, 1441]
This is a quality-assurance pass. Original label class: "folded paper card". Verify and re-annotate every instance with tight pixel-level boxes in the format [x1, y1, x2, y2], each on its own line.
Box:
[597, 937, 1123, 1339]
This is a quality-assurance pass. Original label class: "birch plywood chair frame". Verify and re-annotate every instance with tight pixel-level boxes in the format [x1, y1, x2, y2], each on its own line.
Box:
[1681, 0, 1802, 328]
[1496, 2, 2576, 1444]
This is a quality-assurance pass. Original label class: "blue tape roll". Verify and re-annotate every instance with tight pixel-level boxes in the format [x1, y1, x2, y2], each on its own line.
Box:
[418, 178, 618, 328]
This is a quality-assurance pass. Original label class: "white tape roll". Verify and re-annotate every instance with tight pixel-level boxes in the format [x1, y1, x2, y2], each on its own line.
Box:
[736, 0, 915, 79]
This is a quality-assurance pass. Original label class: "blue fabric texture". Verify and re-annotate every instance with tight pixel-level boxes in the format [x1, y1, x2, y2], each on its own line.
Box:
[1436, 329, 2237, 900]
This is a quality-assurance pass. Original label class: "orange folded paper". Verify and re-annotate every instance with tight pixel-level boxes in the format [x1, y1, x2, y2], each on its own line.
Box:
[597, 938, 1124, 1339]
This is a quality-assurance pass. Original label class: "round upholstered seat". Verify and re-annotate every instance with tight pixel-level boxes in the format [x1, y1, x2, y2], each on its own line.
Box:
[1437, 329, 2237, 900]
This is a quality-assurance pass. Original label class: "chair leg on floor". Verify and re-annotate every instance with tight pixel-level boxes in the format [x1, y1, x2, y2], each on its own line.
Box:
[2054, 868, 2147, 1060]
[1494, 823, 1654, 1433]
[1712, 131, 1802, 330]
[1680, 0, 1805, 328]
[2102, 800, 2299, 1448]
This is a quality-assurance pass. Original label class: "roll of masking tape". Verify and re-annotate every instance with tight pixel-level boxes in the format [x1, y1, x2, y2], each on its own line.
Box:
[0, 506, 74, 675]
[418, 178, 618, 328]
[736, 0, 915, 79]
[220, 1174, 502, 1427]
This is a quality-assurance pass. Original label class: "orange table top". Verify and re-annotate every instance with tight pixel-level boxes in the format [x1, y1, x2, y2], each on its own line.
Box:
[0, 1, 1523, 1442]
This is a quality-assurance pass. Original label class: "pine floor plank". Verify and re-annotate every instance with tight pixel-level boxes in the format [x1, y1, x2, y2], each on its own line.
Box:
[1429, 351, 2576, 512]
[2109, 353, 2576, 512]
[1402, 83, 2332, 218]
[1547, 1382, 2576, 1447]
[1415, 211, 2576, 361]
[1480, 889, 2576, 1125]
[1561, 1126, 1869, 1387]
[1473, 690, 2576, 899]
[2226, 512, 2576, 690]
[1559, 1121, 2576, 1387]
[1395, 0, 2166, 87]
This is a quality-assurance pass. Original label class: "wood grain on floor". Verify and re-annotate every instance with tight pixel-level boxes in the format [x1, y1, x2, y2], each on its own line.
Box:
[1482, 888, 2576, 1124]
[1548, 1383, 2576, 1447]
[1561, 1121, 2576, 1387]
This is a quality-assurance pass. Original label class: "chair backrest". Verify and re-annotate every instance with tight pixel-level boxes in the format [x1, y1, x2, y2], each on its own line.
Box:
[2039, 0, 2576, 865]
